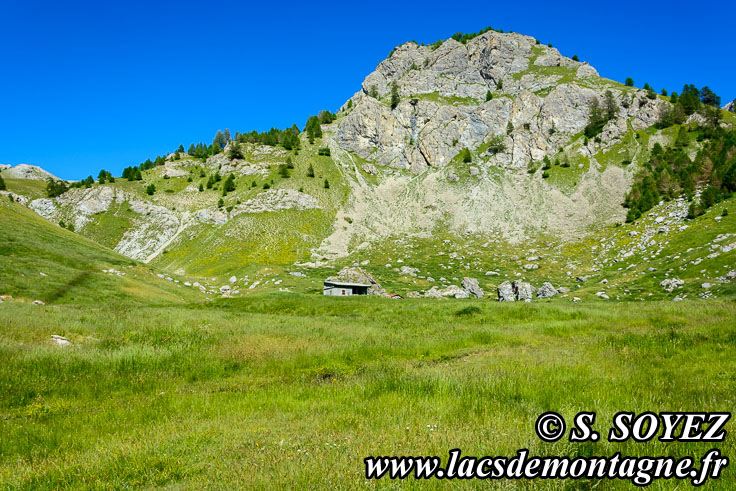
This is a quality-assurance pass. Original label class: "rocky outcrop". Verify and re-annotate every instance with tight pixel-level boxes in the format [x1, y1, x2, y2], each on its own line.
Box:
[230, 189, 320, 216]
[1, 164, 61, 181]
[512, 280, 534, 301]
[497, 281, 515, 302]
[536, 282, 557, 299]
[337, 31, 661, 174]
[462, 277, 484, 298]
[724, 100, 736, 113]
[660, 278, 684, 292]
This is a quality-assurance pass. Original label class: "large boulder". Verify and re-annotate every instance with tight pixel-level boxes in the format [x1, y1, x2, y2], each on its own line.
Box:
[462, 277, 484, 298]
[497, 281, 515, 301]
[327, 266, 385, 295]
[440, 285, 469, 299]
[512, 280, 534, 301]
[536, 282, 557, 299]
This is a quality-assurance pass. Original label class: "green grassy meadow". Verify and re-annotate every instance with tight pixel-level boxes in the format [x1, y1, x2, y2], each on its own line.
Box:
[1, 295, 735, 488]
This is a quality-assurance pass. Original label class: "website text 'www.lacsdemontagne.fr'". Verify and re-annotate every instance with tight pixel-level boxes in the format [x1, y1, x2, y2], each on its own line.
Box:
[364, 448, 727, 486]
[364, 411, 730, 486]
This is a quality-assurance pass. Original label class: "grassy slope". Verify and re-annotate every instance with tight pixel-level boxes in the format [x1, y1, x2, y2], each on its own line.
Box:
[150, 139, 346, 276]
[0, 198, 200, 305]
[3, 178, 47, 199]
[0, 296, 733, 487]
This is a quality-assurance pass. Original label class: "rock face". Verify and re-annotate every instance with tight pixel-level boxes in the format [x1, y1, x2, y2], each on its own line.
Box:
[326, 266, 384, 295]
[337, 31, 660, 173]
[315, 30, 666, 260]
[497, 281, 515, 302]
[461, 277, 484, 298]
[724, 99, 736, 113]
[536, 282, 557, 298]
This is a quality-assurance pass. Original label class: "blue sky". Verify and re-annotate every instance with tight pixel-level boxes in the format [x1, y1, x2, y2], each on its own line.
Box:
[1, 0, 734, 180]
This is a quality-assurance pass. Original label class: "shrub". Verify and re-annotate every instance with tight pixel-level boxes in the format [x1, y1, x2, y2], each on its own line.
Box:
[460, 148, 472, 163]
[146, 184, 156, 195]
[217, 198, 224, 208]
[0, 174, 5, 191]
[307, 164, 315, 178]
[625, 77, 634, 87]
[324, 179, 330, 189]
[318, 147, 331, 156]
[542, 171, 550, 179]
[572, 54, 579, 61]
[279, 165, 290, 178]
[485, 90, 493, 102]
[263, 183, 270, 189]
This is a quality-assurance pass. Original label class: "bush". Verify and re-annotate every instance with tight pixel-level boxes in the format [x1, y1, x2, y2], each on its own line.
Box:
[318, 147, 331, 156]
[460, 148, 472, 163]
[217, 198, 224, 208]
[324, 179, 330, 189]
[0, 174, 5, 191]
[263, 183, 270, 189]
[625, 77, 634, 87]
[279, 165, 290, 178]
[485, 90, 493, 102]
[307, 164, 315, 178]
[572, 54, 579, 61]
[542, 171, 550, 179]
[146, 184, 156, 195]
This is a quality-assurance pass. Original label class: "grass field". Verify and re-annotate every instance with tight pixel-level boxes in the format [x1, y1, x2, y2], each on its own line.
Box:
[1, 295, 734, 488]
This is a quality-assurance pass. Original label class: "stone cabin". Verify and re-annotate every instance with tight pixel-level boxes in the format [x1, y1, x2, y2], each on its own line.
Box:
[323, 280, 370, 296]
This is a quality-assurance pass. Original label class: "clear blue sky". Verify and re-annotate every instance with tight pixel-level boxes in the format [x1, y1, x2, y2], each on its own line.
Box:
[1, 0, 734, 180]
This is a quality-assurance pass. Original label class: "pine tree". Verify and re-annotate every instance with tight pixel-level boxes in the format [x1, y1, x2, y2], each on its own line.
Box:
[625, 77, 634, 87]
[324, 179, 330, 189]
[222, 174, 236, 195]
[307, 164, 315, 178]
[0, 174, 5, 191]
[390, 81, 400, 110]
[228, 142, 244, 160]
[146, 184, 156, 195]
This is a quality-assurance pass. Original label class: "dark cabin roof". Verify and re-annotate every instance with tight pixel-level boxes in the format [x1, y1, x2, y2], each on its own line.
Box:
[324, 280, 371, 288]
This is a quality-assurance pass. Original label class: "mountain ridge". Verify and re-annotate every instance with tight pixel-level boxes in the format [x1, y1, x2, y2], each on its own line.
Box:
[3, 28, 735, 302]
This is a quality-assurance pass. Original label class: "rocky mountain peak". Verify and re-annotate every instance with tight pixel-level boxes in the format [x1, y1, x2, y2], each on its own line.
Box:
[336, 30, 662, 174]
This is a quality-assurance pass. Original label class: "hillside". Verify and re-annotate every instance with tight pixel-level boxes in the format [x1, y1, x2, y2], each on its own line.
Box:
[4, 28, 735, 301]
[0, 196, 202, 305]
